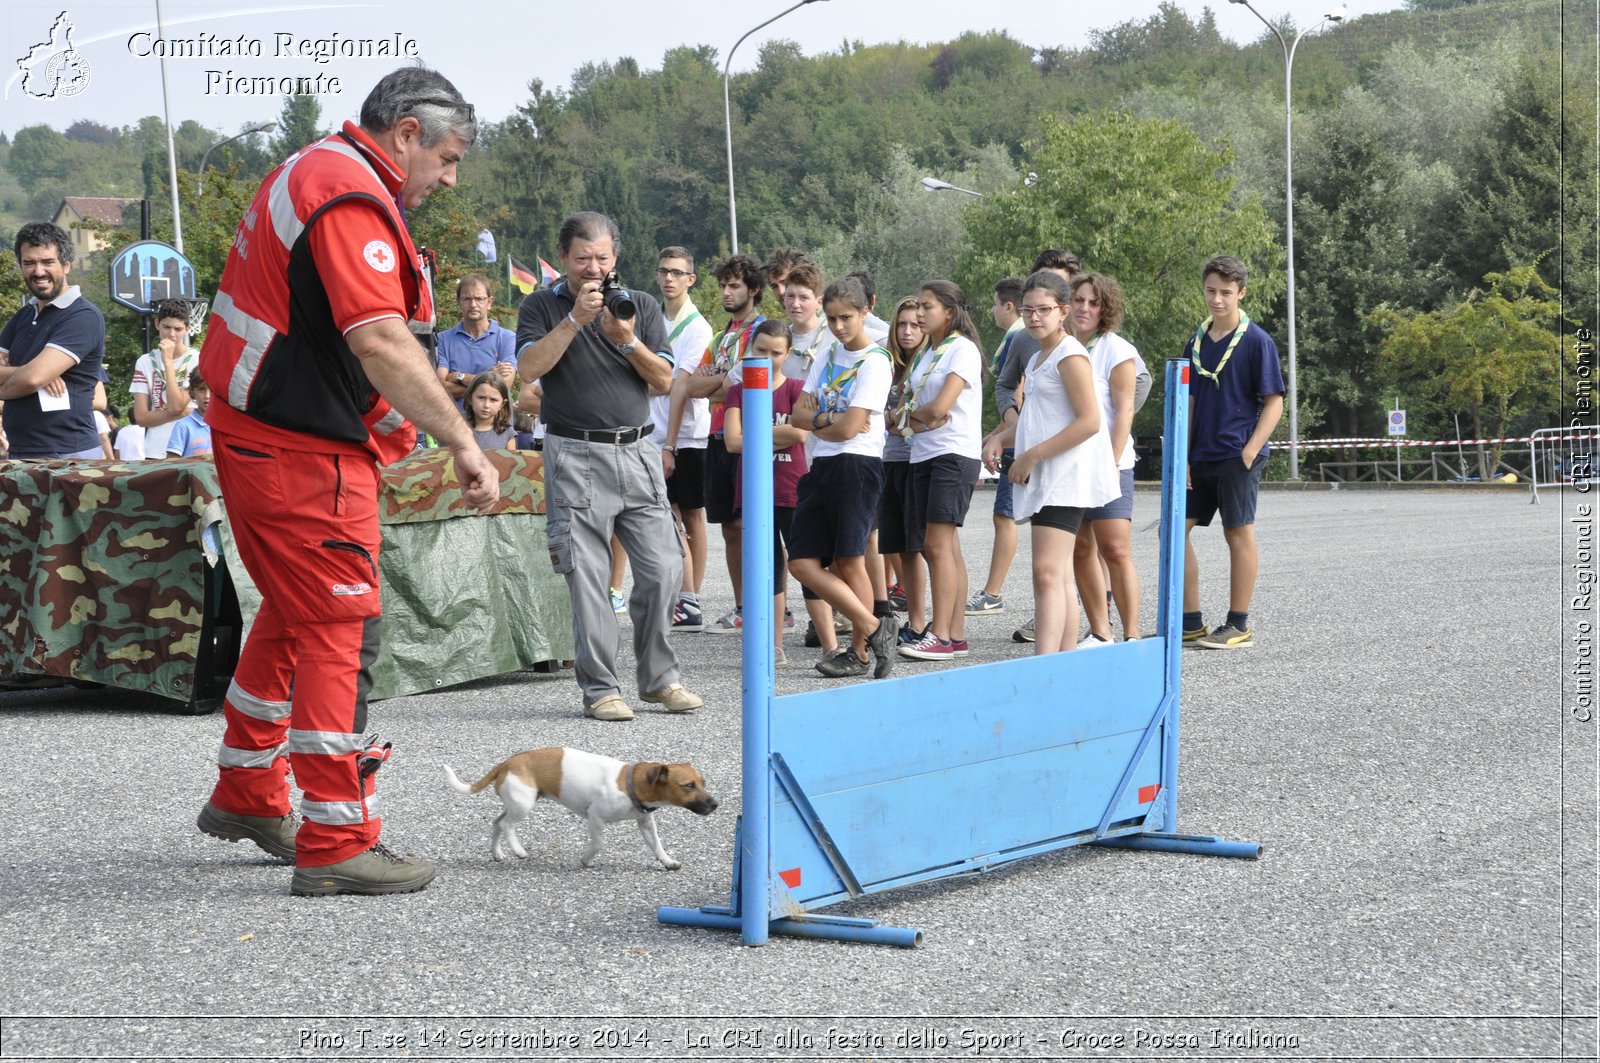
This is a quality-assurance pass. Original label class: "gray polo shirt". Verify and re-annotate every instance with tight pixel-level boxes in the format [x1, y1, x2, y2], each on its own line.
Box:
[516, 281, 672, 431]
[994, 330, 1041, 422]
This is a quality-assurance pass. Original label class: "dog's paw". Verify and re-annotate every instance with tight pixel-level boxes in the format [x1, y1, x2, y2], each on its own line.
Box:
[580, 857, 596, 868]
[660, 858, 682, 871]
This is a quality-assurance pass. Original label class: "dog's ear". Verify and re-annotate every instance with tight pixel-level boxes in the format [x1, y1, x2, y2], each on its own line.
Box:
[649, 764, 669, 787]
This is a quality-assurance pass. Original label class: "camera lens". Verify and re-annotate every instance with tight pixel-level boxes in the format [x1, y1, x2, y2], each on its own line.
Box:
[604, 287, 637, 320]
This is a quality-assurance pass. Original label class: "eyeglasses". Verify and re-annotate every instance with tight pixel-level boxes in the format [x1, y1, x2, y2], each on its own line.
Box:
[655, 267, 691, 280]
[458, 295, 489, 303]
[1020, 304, 1064, 319]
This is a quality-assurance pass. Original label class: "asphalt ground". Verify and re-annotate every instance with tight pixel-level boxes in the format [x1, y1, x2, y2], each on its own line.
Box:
[1, 487, 1593, 1061]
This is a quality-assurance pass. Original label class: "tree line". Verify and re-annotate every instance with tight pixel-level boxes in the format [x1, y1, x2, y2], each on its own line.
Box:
[2, 0, 1591, 474]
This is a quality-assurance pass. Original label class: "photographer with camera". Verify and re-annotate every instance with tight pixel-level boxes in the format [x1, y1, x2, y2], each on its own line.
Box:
[516, 211, 703, 722]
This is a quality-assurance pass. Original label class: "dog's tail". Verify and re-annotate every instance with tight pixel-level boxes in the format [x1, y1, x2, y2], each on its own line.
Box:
[442, 763, 507, 795]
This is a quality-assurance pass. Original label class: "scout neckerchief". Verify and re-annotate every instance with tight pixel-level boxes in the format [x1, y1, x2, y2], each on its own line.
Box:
[897, 334, 960, 437]
[1189, 314, 1250, 388]
[789, 309, 827, 373]
[666, 304, 704, 346]
[818, 339, 890, 414]
[989, 318, 1025, 377]
[711, 316, 759, 372]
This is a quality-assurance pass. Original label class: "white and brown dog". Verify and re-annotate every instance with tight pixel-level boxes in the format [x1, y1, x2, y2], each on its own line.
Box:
[443, 747, 718, 869]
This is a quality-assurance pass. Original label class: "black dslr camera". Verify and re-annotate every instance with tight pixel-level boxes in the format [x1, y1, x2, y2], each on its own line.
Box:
[599, 270, 637, 320]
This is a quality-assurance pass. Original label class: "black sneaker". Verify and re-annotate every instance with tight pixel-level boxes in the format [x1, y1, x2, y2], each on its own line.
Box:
[803, 620, 822, 648]
[814, 647, 869, 678]
[867, 618, 896, 679]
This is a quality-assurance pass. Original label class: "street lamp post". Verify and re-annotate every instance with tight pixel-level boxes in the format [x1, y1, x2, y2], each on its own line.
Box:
[919, 176, 984, 198]
[723, 0, 828, 254]
[198, 121, 277, 196]
[1229, 0, 1345, 480]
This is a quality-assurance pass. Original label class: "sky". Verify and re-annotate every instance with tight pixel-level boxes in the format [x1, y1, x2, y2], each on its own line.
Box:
[0, 0, 1395, 139]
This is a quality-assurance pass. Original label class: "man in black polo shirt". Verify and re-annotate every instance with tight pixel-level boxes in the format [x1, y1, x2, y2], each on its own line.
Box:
[516, 211, 704, 722]
[0, 222, 106, 459]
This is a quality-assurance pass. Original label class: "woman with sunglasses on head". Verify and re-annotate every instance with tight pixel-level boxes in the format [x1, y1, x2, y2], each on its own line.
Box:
[1068, 272, 1145, 643]
[897, 280, 985, 662]
[880, 296, 930, 643]
[982, 271, 1119, 655]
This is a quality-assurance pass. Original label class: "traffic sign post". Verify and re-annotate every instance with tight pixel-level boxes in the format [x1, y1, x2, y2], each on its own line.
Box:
[1389, 402, 1406, 481]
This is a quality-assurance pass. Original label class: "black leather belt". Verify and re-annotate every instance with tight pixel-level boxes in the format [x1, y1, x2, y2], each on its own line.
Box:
[546, 423, 653, 446]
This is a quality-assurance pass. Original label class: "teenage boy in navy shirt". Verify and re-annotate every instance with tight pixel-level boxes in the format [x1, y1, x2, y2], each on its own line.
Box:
[1183, 255, 1284, 649]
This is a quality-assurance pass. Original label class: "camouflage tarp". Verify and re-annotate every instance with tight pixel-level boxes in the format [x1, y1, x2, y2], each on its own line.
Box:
[3, 449, 573, 705]
[0, 458, 222, 702]
[222, 447, 573, 702]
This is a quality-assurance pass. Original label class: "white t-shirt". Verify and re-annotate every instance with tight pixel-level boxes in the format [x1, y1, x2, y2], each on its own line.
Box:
[114, 423, 146, 461]
[1087, 331, 1141, 471]
[1013, 336, 1121, 521]
[651, 305, 714, 449]
[907, 334, 983, 463]
[130, 346, 199, 458]
[803, 340, 893, 460]
[784, 316, 832, 384]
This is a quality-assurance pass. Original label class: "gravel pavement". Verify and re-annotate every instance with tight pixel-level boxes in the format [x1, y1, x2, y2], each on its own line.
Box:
[1, 487, 1592, 1061]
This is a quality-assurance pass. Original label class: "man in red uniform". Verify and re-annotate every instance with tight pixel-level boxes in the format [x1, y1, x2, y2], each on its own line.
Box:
[194, 67, 499, 896]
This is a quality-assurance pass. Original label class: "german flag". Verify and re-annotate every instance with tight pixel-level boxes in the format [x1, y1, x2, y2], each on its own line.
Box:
[508, 256, 539, 295]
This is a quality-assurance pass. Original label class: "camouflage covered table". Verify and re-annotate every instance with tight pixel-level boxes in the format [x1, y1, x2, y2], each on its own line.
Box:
[1, 449, 573, 708]
[0, 458, 228, 704]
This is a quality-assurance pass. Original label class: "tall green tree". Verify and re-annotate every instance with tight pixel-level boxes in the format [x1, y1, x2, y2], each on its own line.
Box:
[957, 111, 1282, 433]
[1372, 265, 1568, 475]
[271, 94, 325, 157]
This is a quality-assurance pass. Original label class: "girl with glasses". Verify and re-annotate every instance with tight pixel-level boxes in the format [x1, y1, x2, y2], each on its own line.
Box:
[981, 271, 1119, 654]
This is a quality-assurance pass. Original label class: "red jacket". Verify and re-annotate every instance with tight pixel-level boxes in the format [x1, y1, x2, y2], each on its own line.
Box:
[201, 121, 432, 463]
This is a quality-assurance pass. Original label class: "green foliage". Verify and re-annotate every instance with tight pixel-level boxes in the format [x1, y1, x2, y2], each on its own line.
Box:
[957, 111, 1282, 435]
[271, 95, 325, 157]
[1372, 265, 1568, 473]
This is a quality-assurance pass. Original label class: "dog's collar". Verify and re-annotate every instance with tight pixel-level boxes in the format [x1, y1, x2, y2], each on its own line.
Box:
[623, 764, 655, 815]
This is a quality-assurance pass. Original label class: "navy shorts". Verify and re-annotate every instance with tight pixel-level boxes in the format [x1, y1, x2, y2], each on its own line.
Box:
[666, 445, 706, 510]
[993, 449, 1015, 519]
[906, 454, 980, 550]
[704, 436, 739, 524]
[788, 454, 883, 561]
[877, 460, 913, 554]
[1187, 453, 1266, 529]
[1084, 467, 1136, 522]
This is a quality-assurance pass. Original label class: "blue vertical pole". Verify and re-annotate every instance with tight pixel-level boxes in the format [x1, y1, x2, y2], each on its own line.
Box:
[738, 351, 775, 946]
[1158, 359, 1190, 829]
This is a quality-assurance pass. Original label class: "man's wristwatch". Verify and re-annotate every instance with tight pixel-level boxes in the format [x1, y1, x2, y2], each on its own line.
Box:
[664, 445, 678, 455]
[618, 339, 639, 356]
[453, 371, 466, 385]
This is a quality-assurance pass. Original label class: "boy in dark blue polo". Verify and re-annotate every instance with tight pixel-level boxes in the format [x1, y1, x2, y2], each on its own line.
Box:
[1183, 255, 1284, 649]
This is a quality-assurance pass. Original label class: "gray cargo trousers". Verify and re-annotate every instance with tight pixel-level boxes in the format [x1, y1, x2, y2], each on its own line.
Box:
[542, 431, 685, 708]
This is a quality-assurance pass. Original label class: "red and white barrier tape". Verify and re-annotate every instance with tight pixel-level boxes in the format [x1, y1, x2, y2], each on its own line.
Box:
[1292, 432, 1597, 451]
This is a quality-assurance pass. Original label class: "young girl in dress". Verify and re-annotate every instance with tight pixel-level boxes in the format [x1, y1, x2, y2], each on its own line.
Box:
[464, 372, 516, 451]
[982, 271, 1119, 654]
[898, 280, 984, 662]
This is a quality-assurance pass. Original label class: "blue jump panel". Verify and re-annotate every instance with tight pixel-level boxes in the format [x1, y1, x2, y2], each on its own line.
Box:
[768, 638, 1171, 908]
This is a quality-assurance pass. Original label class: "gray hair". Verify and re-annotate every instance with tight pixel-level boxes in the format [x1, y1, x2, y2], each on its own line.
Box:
[557, 212, 621, 256]
[359, 66, 477, 148]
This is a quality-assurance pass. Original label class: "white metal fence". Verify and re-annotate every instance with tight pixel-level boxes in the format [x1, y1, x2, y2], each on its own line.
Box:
[1529, 425, 1600, 504]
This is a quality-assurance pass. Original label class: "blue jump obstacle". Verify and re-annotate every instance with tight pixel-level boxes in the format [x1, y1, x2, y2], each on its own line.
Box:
[659, 359, 1259, 947]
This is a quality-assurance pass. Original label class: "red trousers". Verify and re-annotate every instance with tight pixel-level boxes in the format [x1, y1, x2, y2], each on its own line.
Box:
[209, 431, 385, 867]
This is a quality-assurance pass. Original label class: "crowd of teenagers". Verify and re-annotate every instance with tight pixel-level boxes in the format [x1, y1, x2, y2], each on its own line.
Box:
[513, 244, 1288, 679]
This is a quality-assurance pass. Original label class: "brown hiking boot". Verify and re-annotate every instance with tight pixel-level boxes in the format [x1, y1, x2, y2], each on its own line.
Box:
[290, 843, 436, 896]
[197, 801, 297, 861]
